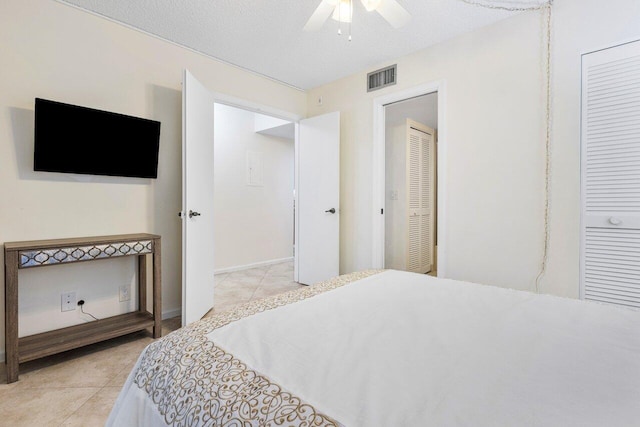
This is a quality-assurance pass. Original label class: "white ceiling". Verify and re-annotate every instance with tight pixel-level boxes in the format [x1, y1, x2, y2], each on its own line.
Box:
[57, 0, 523, 90]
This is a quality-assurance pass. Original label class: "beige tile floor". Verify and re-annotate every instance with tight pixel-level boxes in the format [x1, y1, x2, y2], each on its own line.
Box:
[0, 260, 301, 426]
[211, 260, 302, 314]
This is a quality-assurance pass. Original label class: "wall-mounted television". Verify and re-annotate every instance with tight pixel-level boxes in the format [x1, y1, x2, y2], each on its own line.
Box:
[34, 98, 161, 179]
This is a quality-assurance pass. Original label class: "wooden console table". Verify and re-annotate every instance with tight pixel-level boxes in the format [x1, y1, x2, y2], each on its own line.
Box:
[4, 233, 161, 383]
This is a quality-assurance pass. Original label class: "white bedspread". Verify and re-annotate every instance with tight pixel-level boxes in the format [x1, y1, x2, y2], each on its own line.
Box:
[207, 270, 640, 426]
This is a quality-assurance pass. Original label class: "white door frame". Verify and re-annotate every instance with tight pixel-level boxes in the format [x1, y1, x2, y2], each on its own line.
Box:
[212, 92, 302, 124]
[371, 81, 447, 277]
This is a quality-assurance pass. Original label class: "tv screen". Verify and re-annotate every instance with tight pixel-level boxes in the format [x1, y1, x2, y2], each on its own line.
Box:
[34, 98, 161, 179]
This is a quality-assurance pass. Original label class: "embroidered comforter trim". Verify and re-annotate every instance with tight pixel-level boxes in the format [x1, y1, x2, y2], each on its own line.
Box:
[132, 270, 383, 426]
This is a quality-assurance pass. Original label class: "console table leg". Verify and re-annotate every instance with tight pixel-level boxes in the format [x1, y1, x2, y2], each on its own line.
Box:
[152, 238, 162, 338]
[5, 250, 19, 383]
[138, 254, 147, 313]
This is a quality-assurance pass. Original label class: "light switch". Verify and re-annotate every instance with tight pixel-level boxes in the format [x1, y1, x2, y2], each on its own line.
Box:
[246, 151, 264, 186]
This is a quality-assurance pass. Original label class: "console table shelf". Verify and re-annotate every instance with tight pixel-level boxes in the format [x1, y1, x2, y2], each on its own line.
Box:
[4, 233, 162, 383]
[18, 311, 155, 363]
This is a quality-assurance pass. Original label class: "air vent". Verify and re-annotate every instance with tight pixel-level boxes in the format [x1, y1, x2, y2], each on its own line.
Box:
[367, 64, 397, 92]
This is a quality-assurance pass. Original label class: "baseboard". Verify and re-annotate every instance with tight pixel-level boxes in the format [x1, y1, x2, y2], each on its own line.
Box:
[214, 257, 294, 274]
[162, 307, 181, 320]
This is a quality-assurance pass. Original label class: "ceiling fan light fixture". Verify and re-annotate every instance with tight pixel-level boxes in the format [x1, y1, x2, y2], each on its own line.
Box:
[304, 0, 409, 36]
[331, 0, 353, 23]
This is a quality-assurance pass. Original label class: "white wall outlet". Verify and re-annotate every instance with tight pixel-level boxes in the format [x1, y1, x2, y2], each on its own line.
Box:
[119, 284, 131, 302]
[61, 292, 76, 312]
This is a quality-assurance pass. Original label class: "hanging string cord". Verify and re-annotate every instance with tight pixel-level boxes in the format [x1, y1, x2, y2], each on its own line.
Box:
[458, 0, 553, 293]
[535, 3, 553, 294]
[459, 0, 550, 12]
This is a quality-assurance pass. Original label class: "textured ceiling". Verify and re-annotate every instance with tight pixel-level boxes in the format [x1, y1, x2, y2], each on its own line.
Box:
[57, 0, 520, 90]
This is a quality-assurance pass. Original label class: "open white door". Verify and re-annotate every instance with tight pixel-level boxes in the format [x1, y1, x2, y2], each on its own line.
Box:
[181, 70, 215, 325]
[296, 111, 340, 285]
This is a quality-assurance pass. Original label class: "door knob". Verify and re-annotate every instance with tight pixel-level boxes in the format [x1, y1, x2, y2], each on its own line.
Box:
[189, 210, 201, 218]
[325, 208, 336, 214]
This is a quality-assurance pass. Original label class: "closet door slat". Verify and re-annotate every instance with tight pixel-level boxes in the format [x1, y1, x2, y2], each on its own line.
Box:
[581, 41, 640, 308]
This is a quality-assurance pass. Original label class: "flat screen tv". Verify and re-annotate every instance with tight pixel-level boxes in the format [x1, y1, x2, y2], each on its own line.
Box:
[34, 98, 161, 179]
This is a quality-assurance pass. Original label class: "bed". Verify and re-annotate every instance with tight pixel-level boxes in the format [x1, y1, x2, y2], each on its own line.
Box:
[107, 270, 640, 426]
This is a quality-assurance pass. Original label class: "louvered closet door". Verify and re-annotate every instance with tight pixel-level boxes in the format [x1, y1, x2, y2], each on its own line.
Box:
[581, 40, 640, 308]
[407, 131, 421, 272]
[406, 123, 435, 274]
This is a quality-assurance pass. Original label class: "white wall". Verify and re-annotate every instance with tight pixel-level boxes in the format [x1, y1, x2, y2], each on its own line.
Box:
[307, 0, 640, 298]
[0, 0, 305, 345]
[214, 104, 294, 270]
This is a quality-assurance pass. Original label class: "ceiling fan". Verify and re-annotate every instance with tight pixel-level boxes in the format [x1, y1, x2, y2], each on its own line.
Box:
[304, 0, 411, 32]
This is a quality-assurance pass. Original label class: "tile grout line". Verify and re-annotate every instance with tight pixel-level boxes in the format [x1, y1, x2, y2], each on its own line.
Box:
[213, 261, 296, 311]
[216, 273, 230, 286]
[248, 265, 271, 302]
[56, 386, 102, 427]
[249, 262, 296, 302]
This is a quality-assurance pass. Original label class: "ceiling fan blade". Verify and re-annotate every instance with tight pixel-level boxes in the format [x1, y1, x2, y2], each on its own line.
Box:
[360, 0, 381, 12]
[376, 0, 411, 29]
[304, 0, 338, 32]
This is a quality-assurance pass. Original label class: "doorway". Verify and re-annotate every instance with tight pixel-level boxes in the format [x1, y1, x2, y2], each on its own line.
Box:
[212, 103, 295, 274]
[384, 94, 438, 274]
[181, 69, 341, 324]
[371, 81, 447, 275]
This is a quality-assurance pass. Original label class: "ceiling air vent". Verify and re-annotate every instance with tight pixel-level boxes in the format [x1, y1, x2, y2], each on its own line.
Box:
[367, 64, 397, 92]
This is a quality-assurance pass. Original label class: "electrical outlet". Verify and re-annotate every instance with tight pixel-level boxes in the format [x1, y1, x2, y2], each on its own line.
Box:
[61, 292, 76, 312]
[119, 284, 131, 302]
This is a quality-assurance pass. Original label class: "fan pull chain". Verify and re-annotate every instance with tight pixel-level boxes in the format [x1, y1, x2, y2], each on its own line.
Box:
[338, 0, 342, 35]
[459, 0, 553, 293]
[349, 0, 352, 42]
[335, 0, 353, 41]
